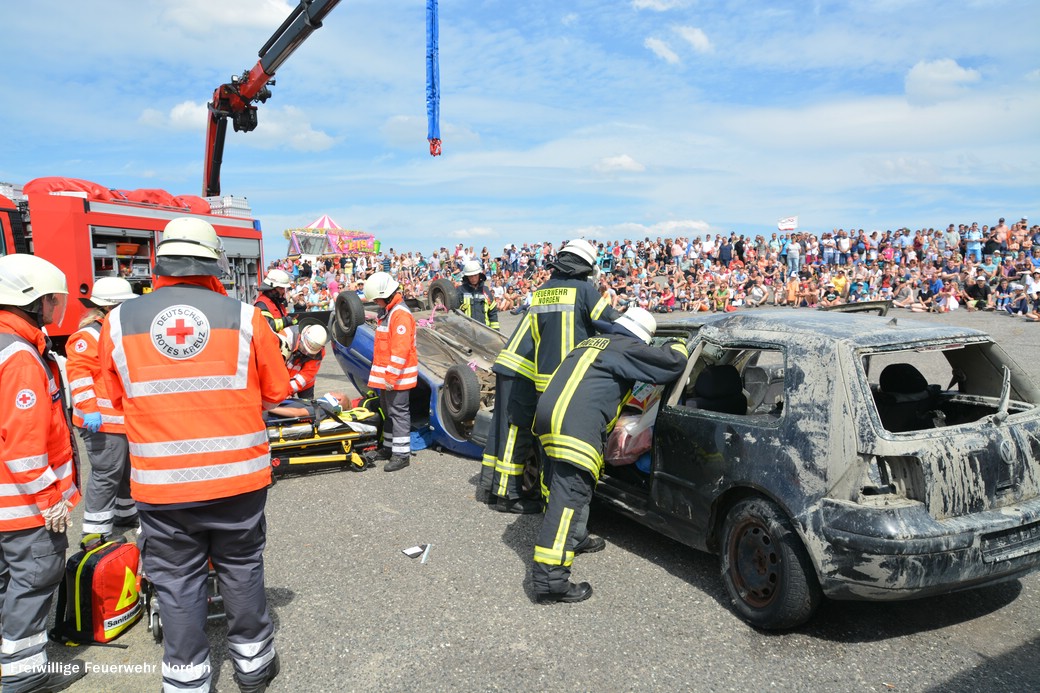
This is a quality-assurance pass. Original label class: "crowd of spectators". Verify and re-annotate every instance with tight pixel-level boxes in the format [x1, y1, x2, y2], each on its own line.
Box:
[266, 215, 1040, 323]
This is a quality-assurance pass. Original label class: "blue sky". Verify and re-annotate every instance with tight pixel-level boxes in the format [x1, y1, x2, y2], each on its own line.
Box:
[2, 0, 1037, 261]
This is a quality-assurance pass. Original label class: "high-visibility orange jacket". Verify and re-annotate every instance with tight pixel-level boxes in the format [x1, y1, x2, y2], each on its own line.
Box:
[67, 317, 125, 434]
[98, 278, 290, 505]
[0, 311, 81, 531]
[287, 347, 324, 395]
[254, 292, 294, 333]
[367, 294, 417, 391]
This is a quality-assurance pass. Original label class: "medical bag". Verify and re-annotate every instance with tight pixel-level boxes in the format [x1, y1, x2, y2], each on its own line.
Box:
[50, 536, 142, 645]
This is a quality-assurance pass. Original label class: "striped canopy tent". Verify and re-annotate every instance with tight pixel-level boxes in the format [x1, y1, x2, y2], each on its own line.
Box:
[284, 215, 377, 257]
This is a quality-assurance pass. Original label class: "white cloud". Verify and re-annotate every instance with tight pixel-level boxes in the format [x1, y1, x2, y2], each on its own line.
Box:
[450, 227, 496, 239]
[674, 26, 713, 54]
[632, 0, 688, 11]
[904, 59, 981, 106]
[644, 38, 680, 64]
[161, 0, 293, 33]
[561, 13, 578, 27]
[594, 154, 646, 174]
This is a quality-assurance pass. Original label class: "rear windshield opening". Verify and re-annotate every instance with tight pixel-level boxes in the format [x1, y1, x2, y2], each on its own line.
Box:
[863, 342, 1038, 433]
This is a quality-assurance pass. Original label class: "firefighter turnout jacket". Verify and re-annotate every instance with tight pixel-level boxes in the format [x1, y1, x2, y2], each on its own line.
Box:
[0, 312, 81, 531]
[98, 280, 290, 505]
[534, 334, 688, 481]
[368, 293, 418, 391]
[67, 318, 125, 434]
[287, 347, 324, 396]
[528, 278, 620, 392]
[457, 280, 500, 330]
[255, 292, 294, 333]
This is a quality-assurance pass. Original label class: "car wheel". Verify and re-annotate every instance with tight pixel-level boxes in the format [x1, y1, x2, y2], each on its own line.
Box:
[330, 291, 365, 346]
[719, 497, 822, 630]
[443, 364, 481, 423]
[428, 278, 460, 310]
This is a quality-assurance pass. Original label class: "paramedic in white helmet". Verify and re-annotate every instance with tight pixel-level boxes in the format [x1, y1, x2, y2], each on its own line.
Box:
[97, 217, 289, 693]
[363, 271, 417, 472]
[479, 238, 621, 514]
[255, 267, 297, 333]
[0, 254, 88, 692]
[455, 260, 499, 330]
[531, 307, 687, 603]
[66, 276, 139, 541]
[283, 323, 328, 399]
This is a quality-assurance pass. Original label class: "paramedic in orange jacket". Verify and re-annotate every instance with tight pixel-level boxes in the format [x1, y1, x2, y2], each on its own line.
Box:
[282, 323, 327, 399]
[67, 276, 139, 539]
[364, 272, 417, 472]
[0, 254, 87, 693]
[98, 218, 289, 693]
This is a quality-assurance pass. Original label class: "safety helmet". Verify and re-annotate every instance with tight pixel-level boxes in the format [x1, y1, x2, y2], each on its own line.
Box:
[615, 307, 656, 345]
[0, 254, 69, 326]
[276, 328, 294, 362]
[87, 276, 137, 306]
[156, 217, 224, 260]
[363, 272, 399, 301]
[299, 324, 327, 355]
[462, 260, 482, 278]
[260, 268, 292, 290]
[559, 238, 598, 267]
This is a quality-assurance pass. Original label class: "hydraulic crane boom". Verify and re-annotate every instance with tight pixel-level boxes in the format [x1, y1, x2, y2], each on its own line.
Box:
[203, 0, 342, 197]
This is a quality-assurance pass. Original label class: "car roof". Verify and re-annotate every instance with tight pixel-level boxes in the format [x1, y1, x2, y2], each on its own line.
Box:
[659, 310, 990, 349]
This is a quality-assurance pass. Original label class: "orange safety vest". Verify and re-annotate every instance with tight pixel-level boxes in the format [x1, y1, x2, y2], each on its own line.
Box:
[0, 312, 81, 531]
[287, 347, 323, 395]
[67, 319, 125, 434]
[99, 280, 290, 505]
[367, 294, 418, 391]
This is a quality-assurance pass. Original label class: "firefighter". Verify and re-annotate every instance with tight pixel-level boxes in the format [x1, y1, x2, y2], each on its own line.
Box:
[281, 323, 327, 399]
[0, 254, 87, 692]
[363, 271, 417, 472]
[532, 307, 687, 603]
[97, 218, 289, 693]
[456, 260, 499, 329]
[482, 239, 621, 514]
[67, 276, 139, 540]
[255, 268, 297, 333]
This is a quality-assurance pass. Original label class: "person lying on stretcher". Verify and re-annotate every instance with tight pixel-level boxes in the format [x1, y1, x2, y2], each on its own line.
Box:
[265, 392, 351, 421]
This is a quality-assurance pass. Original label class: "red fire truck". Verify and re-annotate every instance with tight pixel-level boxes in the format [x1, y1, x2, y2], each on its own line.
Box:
[0, 177, 263, 352]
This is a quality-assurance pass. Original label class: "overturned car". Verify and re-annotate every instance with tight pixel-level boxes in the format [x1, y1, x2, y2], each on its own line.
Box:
[602, 310, 1040, 629]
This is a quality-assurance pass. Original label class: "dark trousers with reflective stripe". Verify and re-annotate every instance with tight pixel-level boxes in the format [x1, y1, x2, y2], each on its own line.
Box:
[78, 429, 135, 536]
[0, 526, 67, 692]
[481, 374, 538, 500]
[139, 490, 275, 693]
[378, 388, 411, 456]
[531, 461, 593, 595]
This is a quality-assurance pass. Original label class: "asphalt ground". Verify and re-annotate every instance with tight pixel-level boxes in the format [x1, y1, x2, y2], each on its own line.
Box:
[59, 306, 1039, 693]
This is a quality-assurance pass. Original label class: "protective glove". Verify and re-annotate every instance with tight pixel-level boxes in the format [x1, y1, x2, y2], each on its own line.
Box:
[83, 412, 103, 433]
[41, 500, 72, 534]
[384, 382, 394, 391]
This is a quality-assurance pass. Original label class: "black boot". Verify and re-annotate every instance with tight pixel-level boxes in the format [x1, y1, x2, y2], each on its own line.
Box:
[21, 660, 87, 693]
[536, 581, 593, 604]
[370, 447, 392, 462]
[574, 534, 606, 554]
[384, 454, 410, 472]
[495, 497, 543, 514]
[234, 653, 280, 693]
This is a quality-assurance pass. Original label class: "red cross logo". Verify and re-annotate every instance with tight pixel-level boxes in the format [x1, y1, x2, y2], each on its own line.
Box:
[165, 318, 195, 345]
[17, 392, 33, 406]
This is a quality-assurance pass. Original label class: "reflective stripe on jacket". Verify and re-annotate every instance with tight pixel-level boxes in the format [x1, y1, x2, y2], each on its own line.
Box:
[529, 278, 620, 392]
[287, 348, 324, 395]
[254, 293, 292, 333]
[368, 294, 418, 391]
[67, 321, 125, 433]
[457, 282, 500, 330]
[534, 335, 687, 480]
[0, 313, 81, 531]
[99, 285, 290, 505]
[493, 312, 536, 381]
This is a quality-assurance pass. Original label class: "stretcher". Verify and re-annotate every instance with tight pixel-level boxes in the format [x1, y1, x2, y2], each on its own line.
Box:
[266, 404, 381, 476]
[139, 561, 223, 644]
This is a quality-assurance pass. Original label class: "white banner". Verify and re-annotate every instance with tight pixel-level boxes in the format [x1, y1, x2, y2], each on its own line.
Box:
[777, 216, 798, 231]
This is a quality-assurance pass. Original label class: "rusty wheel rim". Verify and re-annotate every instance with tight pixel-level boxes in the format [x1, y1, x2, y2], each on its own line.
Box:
[729, 518, 780, 609]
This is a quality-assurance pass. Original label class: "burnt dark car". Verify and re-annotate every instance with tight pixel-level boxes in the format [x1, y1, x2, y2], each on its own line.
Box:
[599, 310, 1040, 629]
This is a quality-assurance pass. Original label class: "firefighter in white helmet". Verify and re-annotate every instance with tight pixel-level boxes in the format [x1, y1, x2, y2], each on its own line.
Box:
[480, 238, 620, 514]
[255, 267, 297, 333]
[532, 307, 687, 602]
[98, 217, 289, 693]
[0, 254, 88, 692]
[363, 271, 417, 472]
[66, 276, 139, 541]
[455, 260, 499, 330]
[281, 323, 327, 399]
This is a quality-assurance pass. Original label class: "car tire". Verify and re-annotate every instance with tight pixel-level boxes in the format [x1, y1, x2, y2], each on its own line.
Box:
[719, 497, 822, 630]
[443, 364, 481, 423]
[330, 291, 365, 346]
[429, 278, 460, 310]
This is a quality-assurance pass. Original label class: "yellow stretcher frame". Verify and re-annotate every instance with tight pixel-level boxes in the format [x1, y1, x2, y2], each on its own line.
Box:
[267, 407, 381, 476]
